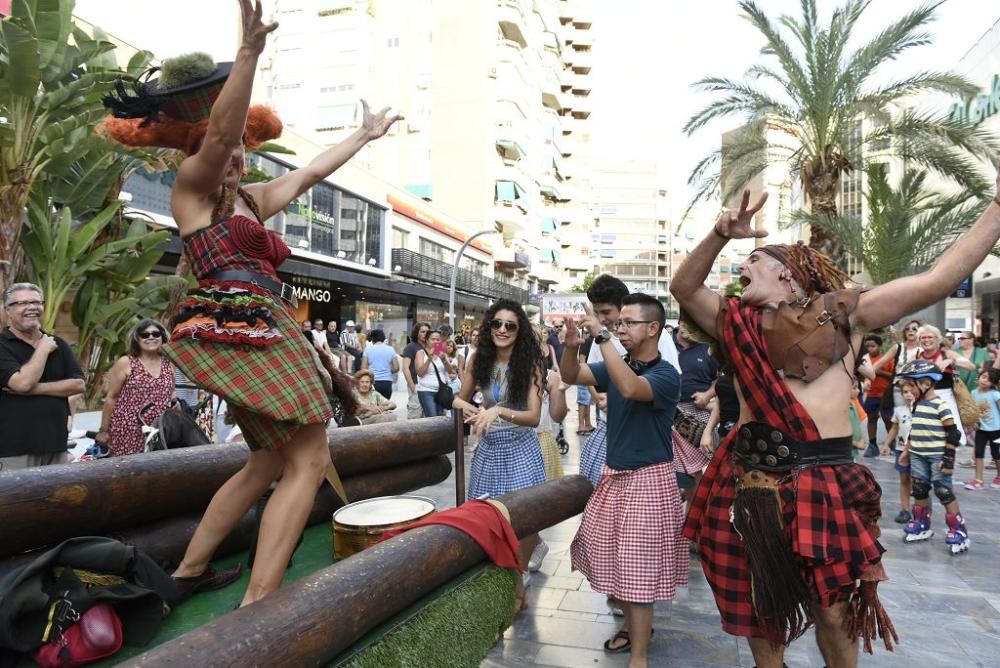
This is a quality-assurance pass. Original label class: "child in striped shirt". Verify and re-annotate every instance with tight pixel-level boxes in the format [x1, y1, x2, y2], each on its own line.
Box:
[895, 360, 970, 554]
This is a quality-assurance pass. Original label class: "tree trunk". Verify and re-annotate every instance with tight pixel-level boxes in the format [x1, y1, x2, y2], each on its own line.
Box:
[0, 183, 31, 296]
[804, 174, 848, 270]
[162, 250, 192, 325]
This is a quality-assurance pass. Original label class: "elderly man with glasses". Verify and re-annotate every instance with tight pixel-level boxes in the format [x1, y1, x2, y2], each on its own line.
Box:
[0, 283, 86, 471]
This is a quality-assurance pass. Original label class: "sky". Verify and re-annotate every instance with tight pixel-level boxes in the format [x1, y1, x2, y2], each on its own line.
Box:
[75, 0, 1000, 213]
[590, 0, 1000, 212]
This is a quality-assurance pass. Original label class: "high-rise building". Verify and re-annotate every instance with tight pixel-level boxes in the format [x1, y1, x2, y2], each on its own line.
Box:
[257, 0, 597, 299]
[590, 160, 669, 298]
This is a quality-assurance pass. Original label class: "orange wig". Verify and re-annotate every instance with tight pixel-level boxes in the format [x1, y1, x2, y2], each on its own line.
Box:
[99, 105, 282, 155]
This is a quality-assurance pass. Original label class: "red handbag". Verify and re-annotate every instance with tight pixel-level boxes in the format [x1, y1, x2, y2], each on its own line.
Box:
[32, 602, 123, 667]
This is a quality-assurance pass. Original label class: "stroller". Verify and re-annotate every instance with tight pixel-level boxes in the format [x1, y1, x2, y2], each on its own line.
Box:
[140, 398, 211, 452]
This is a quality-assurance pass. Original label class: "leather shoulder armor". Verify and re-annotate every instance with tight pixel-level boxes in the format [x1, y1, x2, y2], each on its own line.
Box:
[761, 287, 864, 382]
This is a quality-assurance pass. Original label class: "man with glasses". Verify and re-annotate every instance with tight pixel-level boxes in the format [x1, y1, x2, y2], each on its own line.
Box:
[560, 293, 685, 666]
[0, 283, 85, 471]
[576, 274, 680, 488]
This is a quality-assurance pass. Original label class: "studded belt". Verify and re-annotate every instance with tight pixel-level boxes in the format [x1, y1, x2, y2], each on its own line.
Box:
[731, 422, 854, 473]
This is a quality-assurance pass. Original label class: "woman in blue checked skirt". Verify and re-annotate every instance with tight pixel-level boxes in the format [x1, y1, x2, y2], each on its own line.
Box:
[452, 299, 547, 604]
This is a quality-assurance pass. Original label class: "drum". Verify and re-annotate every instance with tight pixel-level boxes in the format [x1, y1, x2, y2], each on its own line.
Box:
[331, 495, 437, 560]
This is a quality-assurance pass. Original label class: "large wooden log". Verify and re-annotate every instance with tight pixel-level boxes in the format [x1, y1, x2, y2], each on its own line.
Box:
[122, 475, 593, 668]
[0, 456, 453, 575]
[0, 418, 454, 558]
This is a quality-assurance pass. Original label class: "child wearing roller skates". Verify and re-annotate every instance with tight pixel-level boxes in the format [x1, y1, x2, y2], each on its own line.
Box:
[896, 360, 970, 554]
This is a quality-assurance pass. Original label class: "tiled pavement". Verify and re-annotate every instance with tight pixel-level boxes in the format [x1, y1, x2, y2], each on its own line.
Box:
[402, 391, 1000, 668]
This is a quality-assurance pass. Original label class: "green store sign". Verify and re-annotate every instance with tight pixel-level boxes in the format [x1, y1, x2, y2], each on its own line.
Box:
[949, 73, 1000, 125]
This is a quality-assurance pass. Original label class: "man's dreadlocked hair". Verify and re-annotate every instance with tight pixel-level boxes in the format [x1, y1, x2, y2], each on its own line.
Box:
[755, 241, 851, 296]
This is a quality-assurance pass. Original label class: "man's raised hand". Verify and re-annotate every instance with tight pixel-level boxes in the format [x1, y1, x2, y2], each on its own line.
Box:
[564, 317, 583, 347]
[715, 189, 769, 240]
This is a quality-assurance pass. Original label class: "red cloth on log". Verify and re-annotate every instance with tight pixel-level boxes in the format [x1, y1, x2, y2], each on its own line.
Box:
[381, 500, 522, 570]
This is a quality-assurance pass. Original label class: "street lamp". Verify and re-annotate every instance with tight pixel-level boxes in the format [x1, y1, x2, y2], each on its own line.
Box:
[449, 229, 498, 333]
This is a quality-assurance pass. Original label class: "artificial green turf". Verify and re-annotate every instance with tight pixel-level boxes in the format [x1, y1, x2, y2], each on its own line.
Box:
[334, 565, 517, 668]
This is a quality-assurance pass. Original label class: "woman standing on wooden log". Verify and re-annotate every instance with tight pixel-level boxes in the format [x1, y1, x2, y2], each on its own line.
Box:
[453, 299, 547, 605]
[101, 0, 401, 606]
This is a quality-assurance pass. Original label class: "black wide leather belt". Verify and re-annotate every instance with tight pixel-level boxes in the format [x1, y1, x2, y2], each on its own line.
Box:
[732, 422, 854, 472]
[205, 270, 298, 308]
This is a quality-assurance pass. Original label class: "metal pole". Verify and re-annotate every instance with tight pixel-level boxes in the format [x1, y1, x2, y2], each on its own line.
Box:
[449, 229, 497, 333]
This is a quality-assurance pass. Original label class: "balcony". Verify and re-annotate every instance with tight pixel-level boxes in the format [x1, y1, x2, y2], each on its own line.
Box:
[498, 0, 528, 48]
[496, 119, 528, 160]
[558, 66, 574, 91]
[495, 244, 532, 271]
[391, 248, 527, 302]
[573, 27, 593, 47]
[493, 201, 527, 235]
[569, 48, 592, 73]
[572, 72, 591, 94]
[570, 95, 591, 118]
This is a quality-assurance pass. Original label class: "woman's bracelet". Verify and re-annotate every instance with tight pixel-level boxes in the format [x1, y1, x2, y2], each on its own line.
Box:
[713, 226, 730, 240]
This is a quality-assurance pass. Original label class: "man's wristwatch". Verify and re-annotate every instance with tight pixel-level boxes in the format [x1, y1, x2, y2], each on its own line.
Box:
[594, 327, 613, 344]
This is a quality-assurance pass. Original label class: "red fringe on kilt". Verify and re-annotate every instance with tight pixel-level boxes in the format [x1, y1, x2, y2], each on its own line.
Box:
[684, 430, 885, 639]
[571, 461, 688, 604]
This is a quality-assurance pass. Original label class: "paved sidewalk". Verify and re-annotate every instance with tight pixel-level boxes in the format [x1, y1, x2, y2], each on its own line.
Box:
[410, 402, 1000, 667]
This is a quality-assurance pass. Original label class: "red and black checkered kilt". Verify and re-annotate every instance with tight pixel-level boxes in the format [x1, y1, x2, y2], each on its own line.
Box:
[683, 431, 884, 638]
[672, 427, 710, 475]
[571, 460, 688, 604]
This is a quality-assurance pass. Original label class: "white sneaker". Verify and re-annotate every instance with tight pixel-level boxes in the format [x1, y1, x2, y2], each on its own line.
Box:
[528, 541, 549, 572]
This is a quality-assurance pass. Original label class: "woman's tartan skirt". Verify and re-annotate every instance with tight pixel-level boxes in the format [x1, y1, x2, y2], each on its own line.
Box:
[571, 460, 688, 604]
[468, 428, 546, 499]
[164, 281, 333, 451]
[579, 419, 607, 488]
[538, 431, 563, 480]
[684, 433, 885, 639]
[672, 427, 710, 475]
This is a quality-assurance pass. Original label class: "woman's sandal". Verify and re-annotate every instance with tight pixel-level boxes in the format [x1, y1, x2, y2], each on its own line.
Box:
[602, 628, 654, 654]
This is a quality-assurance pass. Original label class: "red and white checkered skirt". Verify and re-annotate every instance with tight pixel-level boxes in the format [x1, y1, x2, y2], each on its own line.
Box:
[672, 427, 710, 475]
[571, 460, 688, 603]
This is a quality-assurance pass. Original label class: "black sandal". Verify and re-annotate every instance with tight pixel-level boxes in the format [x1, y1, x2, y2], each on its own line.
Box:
[603, 629, 631, 653]
[602, 628, 653, 653]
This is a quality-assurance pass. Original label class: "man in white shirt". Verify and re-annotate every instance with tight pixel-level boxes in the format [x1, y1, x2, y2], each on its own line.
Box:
[340, 320, 362, 372]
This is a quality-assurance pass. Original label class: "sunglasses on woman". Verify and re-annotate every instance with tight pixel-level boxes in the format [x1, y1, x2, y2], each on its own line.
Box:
[139, 331, 162, 340]
[489, 319, 519, 332]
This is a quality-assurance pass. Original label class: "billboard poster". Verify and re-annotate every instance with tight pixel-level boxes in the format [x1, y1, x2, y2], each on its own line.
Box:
[542, 293, 589, 323]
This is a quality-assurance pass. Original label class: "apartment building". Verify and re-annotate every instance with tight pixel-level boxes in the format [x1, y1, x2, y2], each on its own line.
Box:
[257, 0, 597, 301]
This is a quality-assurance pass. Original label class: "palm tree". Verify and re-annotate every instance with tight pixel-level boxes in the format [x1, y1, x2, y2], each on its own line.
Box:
[684, 0, 997, 264]
[794, 164, 985, 285]
[0, 0, 147, 293]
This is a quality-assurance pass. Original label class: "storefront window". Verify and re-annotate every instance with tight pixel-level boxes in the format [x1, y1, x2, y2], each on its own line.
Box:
[354, 301, 410, 353]
[246, 154, 386, 268]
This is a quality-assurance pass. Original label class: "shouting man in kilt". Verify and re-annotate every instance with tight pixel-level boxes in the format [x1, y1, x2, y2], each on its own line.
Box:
[561, 294, 685, 668]
[672, 166, 1000, 668]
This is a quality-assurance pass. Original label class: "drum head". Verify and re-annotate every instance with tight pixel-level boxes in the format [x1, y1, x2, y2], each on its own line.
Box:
[334, 495, 436, 527]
